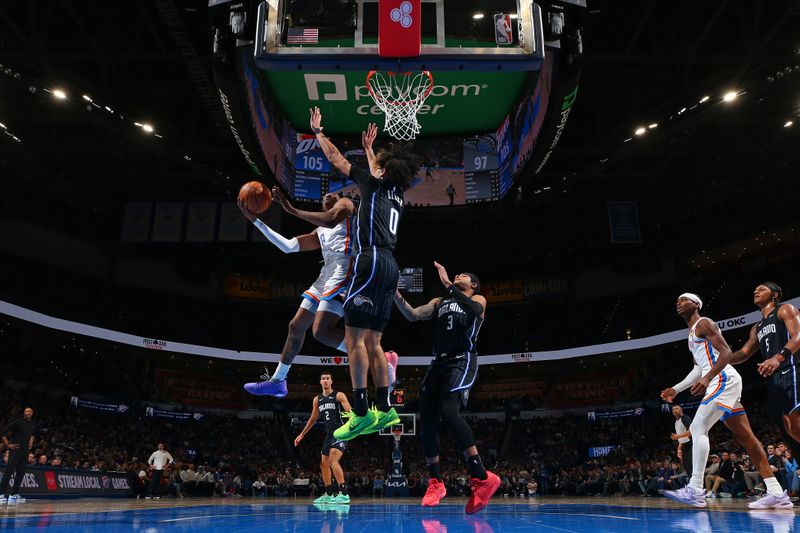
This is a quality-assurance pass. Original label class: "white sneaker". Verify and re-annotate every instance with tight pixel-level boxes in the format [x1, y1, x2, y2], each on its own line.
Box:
[0, 495, 7, 505]
[7, 495, 25, 504]
[145, 496, 152, 500]
[748, 490, 794, 510]
[154, 496, 160, 500]
[662, 486, 708, 508]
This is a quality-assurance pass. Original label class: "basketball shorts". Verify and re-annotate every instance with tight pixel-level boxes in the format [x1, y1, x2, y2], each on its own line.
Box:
[344, 248, 399, 332]
[420, 352, 479, 407]
[321, 433, 346, 456]
[301, 255, 353, 317]
[701, 370, 745, 421]
[767, 363, 800, 421]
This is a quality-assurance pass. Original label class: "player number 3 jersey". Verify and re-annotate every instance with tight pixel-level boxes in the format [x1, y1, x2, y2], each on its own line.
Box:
[433, 296, 484, 356]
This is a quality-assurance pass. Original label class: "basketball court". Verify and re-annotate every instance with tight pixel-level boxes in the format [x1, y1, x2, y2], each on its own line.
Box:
[1, 498, 796, 532]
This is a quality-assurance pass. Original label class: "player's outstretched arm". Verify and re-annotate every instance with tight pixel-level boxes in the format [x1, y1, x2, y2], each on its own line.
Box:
[663, 364, 701, 401]
[393, 291, 439, 322]
[295, 396, 320, 447]
[310, 106, 352, 176]
[433, 261, 486, 318]
[273, 188, 355, 229]
[336, 392, 353, 413]
[362, 123, 381, 177]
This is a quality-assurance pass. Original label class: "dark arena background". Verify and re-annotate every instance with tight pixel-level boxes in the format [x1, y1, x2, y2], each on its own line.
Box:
[2, 1, 800, 531]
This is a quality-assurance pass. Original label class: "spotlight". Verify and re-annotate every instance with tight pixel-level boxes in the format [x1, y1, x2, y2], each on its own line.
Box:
[53, 89, 67, 99]
[722, 91, 738, 102]
[699, 96, 710, 103]
[142, 124, 154, 133]
[648, 123, 658, 129]
[82, 95, 92, 102]
[0, 123, 5, 129]
[785, 121, 794, 128]
[634, 127, 646, 136]
[472, 13, 484, 19]
[678, 107, 687, 114]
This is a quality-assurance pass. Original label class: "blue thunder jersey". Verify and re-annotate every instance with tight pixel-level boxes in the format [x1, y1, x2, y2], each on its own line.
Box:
[348, 165, 403, 252]
[317, 391, 343, 431]
[432, 296, 484, 356]
[757, 304, 793, 370]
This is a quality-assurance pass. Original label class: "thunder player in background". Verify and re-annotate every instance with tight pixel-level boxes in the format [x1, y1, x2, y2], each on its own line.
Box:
[394, 262, 500, 514]
[299, 108, 420, 441]
[239, 192, 354, 397]
[698, 283, 800, 464]
[294, 372, 352, 504]
[660, 293, 789, 509]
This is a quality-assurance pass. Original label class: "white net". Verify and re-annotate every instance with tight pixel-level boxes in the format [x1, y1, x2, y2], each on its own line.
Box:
[366, 71, 434, 141]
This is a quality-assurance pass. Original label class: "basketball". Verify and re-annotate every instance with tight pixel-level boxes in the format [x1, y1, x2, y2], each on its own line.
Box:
[238, 181, 272, 213]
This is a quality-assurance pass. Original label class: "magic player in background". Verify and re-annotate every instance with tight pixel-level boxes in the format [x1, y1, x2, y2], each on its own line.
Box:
[394, 262, 500, 514]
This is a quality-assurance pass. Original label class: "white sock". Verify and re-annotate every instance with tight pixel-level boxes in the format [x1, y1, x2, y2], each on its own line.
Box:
[272, 363, 291, 381]
[765, 476, 783, 497]
[337, 341, 347, 353]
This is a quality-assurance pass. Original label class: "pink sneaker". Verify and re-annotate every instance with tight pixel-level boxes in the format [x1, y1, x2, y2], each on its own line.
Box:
[385, 351, 399, 392]
[422, 478, 446, 507]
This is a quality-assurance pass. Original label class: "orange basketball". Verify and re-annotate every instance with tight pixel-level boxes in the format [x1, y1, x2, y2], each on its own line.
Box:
[238, 181, 272, 213]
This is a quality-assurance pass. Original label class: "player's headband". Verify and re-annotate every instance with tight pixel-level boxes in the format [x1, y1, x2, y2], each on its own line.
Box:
[761, 281, 783, 302]
[679, 293, 703, 309]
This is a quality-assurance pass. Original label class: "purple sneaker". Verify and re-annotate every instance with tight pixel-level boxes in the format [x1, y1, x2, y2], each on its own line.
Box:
[244, 379, 288, 397]
[748, 490, 793, 510]
[663, 486, 707, 508]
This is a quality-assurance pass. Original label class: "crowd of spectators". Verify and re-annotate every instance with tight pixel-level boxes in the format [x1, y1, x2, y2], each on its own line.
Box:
[4, 376, 799, 502]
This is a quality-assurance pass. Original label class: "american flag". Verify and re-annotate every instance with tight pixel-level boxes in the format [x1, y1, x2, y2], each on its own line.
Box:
[287, 28, 319, 44]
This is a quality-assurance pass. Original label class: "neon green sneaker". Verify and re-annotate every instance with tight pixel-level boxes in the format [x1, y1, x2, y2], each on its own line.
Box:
[333, 409, 379, 441]
[363, 406, 401, 435]
[333, 492, 351, 504]
[313, 493, 335, 504]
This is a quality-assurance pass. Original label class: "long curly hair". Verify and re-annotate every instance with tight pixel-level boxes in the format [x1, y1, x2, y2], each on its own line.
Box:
[375, 143, 422, 191]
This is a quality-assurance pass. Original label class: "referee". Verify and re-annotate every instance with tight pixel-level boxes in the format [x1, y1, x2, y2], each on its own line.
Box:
[671, 404, 693, 479]
[0, 407, 38, 504]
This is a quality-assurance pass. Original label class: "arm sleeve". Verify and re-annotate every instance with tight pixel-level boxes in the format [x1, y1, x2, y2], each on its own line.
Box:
[672, 365, 702, 394]
[446, 285, 484, 317]
[348, 164, 376, 189]
[253, 219, 300, 253]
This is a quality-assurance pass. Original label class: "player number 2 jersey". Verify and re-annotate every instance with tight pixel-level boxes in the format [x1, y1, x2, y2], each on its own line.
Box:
[433, 296, 484, 356]
[688, 317, 740, 386]
[317, 391, 343, 431]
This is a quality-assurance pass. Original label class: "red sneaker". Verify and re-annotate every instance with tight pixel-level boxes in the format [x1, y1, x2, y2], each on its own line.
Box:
[465, 471, 501, 514]
[421, 519, 446, 533]
[422, 478, 447, 506]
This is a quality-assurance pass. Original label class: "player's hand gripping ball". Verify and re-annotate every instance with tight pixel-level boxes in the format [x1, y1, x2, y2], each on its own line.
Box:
[238, 181, 272, 213]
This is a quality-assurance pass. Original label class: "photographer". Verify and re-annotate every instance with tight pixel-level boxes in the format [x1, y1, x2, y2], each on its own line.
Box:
[721, 452, 747, 497]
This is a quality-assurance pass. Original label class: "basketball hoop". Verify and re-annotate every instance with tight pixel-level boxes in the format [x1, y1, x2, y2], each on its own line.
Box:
[366, 70, 434, 141]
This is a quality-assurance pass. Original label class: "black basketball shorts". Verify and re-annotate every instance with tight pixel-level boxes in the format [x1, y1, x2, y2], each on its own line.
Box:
[321, 433, 346, 456]
[344, 248, 399, 332]
[768, 363, 800, 421]
[420, 352, 479, 407]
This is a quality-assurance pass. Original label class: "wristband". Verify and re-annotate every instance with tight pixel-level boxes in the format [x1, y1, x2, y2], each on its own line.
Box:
[780, 347, 793, 359]
[312, 127, 322, 135]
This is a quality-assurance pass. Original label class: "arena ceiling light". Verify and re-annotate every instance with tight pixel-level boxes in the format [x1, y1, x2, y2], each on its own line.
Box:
[648, 123, 658, 129]
[699, 95, 710, 103]
[634, 127, 646, 136]
[0, 122, 6, 130]
[82, 94, 92, 102]
[785, 120, 794, 128]
[472, 13, 484, 19]
[142, 124, 154, 133]
[52, 89, 67, 100]
[722, 91, 738, 102]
